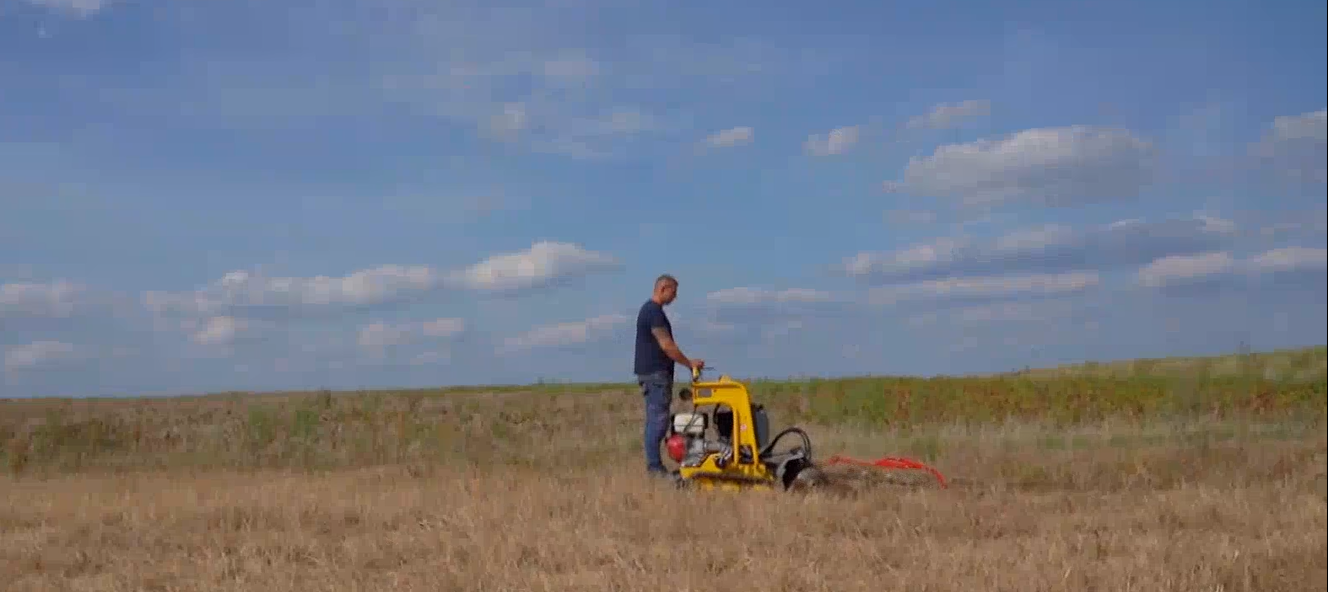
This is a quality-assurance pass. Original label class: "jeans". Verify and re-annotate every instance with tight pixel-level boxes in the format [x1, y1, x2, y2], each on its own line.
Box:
[637, 370, 673, 474]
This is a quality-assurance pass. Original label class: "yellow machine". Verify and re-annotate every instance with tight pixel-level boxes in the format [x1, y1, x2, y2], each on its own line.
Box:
[664, 366, 827, 491]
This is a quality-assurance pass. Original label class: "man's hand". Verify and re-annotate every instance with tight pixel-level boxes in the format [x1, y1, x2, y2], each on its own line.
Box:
[652, 327, 700, 371]
[687, 358, 706, 382]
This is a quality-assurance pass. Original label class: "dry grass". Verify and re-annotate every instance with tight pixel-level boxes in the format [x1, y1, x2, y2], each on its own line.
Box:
[3, 430, 1324, 591]
[2, 347, 1326, 590]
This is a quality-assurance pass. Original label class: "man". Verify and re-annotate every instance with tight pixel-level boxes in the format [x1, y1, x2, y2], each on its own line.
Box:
[634, 273, 704, 477]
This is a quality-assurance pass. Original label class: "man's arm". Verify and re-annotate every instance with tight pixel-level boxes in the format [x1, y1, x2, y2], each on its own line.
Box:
[651, 326, 696, 369]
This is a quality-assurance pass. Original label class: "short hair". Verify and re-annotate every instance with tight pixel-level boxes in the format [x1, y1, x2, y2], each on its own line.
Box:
[655, 274, 678, 288]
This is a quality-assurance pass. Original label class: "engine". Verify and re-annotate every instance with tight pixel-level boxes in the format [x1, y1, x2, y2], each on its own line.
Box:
[666, 412, 732, 466]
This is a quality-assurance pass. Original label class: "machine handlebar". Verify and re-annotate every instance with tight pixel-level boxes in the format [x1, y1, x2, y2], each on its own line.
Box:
[690, 365, 714, 382]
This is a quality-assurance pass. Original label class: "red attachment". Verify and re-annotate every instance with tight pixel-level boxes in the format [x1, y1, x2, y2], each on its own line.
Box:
[823, 454, 948, 488]
[665, 434, 687, 462]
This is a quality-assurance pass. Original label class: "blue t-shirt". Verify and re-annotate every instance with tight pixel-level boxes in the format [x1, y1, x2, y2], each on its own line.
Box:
[634, 299, 674, 375]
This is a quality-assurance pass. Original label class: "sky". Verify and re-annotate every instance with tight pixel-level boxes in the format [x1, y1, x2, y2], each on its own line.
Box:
[1, 0, 1325, 397]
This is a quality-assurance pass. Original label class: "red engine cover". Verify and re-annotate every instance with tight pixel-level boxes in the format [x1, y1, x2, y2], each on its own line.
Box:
[665, 434, 687, 462]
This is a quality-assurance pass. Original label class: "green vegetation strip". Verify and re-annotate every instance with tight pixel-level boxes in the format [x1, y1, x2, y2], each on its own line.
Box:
[2, 346, 1324, 475]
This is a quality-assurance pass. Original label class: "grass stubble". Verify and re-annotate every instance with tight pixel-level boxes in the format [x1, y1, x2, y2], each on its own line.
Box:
[2, 347, 1326, 590]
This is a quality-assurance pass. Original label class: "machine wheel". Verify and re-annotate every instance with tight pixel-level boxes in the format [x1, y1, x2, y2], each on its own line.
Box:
[780, 458, 828, 491]
[791, 466, 829, 491]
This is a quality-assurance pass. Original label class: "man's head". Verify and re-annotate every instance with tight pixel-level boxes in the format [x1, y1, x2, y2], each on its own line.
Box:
[651, 274, 678, 305]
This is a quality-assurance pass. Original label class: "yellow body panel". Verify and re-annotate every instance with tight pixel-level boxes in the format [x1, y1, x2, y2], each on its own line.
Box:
[674, 367, 777, 491]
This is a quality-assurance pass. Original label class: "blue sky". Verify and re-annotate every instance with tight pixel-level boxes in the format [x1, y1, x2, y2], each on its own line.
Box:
[1, 0, 1325, 397]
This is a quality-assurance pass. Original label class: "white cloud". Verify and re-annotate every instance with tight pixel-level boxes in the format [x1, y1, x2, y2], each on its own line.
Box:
[1252, 108, 1327, 185]
[1256, 208, 1328, 242]
[500, 313, 628, 353]
[77, 3, 801, 161]
[882, 125, 1157, 207]
[143, 264, 443, 319]
[867, 271, 1101, 306]
[520, 107, 664, 159]
[137, 242, 618, 355]
[447, 241, 620, 292]
[189, 316, 252, 346]
[21, 0, 107, 17]
[904, 298, 1081, 329]
[804, 125, 860, 156]
[1194, 212, 1238, 234]
[842, 215, 1233, 284]
[485, 102, 529, 139]
[707, 287, 833, 305]
[697, 286, 843, 342]
[1136, 246, 1327, 288]
[4, 340, 76, 373]
[175, 316, 281, 352]
[1267, 109, 1327, 145]
[144, 241, 619, 319]
[905, 99, 991, 130]
[1135, 252, 1236, 288]
[357, 317, 465, 350]
[843, 237, 970, 278]
[1246, 246, 1328, 274]
[0, 280, 87, 318]
[665, 309, 738, 339]
[700, 126, 754, 150]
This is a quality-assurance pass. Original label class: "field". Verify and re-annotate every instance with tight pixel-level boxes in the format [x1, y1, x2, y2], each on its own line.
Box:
[2, 346, 1326, 590]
